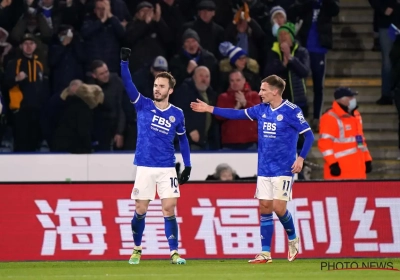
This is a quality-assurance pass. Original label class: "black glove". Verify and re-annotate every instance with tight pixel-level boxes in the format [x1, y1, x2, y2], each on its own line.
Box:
[120, 47, 131, 62]
[179, 167, 192, 185]
[365, 161, 372, 173]
[329, 162, 341, 176]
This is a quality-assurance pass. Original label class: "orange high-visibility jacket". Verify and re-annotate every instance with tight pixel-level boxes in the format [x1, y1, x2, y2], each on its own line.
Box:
[318, 101, 372, 179]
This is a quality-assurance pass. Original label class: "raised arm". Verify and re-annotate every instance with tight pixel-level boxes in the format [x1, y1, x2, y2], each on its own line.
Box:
[120, 48, 140, 103]
[190, 99, 253, 120]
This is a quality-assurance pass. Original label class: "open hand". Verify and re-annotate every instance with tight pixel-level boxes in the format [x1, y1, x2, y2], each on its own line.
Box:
[190, 98, 212, 113]
[291, 157, 304, 173]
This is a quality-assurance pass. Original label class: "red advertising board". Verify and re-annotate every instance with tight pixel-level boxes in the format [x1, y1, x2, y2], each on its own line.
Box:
[0, 181, 399, 261]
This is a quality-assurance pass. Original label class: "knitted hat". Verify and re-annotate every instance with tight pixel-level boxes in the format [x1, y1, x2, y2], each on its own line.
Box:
[219, 41, 247, 65]
[182, 28, 200, 43]
[278, 22, 296, 41]
[270, 6, 286, 24]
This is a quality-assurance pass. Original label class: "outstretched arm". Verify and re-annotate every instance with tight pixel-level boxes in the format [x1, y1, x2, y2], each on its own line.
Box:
[190, 99, 251, 120]
[120, 48, 140, 103]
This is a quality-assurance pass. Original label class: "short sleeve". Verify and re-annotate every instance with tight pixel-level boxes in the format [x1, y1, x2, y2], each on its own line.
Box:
[288, 107, 311, 134]
[131, 94, 152, 111]
[244, 105, 260, 121]
[176, 111, 186, 135]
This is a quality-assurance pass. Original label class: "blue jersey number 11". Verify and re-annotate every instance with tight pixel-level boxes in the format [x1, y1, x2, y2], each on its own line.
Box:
[282, 180, 291, 191]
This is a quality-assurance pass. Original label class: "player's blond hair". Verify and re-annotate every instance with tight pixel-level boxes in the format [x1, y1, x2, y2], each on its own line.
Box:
[261, 75, 286, 95]
[155, 72, 176, 89]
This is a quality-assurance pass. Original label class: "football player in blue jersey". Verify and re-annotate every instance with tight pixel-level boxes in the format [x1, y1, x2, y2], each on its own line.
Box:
[120, 48, 192, 265]
[191, 75, 314, 263]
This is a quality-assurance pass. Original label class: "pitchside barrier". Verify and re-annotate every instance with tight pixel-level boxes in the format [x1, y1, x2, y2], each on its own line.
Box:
[0, 181, 399, 261]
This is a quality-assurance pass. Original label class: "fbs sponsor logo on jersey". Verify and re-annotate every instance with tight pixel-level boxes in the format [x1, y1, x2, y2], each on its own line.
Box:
[263, 122, 277, 138]
[151, 115, 172, 135]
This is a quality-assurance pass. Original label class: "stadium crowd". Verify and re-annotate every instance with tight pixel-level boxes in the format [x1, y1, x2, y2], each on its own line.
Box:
[0, 0, 398, 155]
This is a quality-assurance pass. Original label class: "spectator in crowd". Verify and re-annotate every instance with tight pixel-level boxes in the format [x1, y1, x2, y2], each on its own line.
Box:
[267, 6, 287, 47]
[0, 0, 14, 32]
[368, 0, 396, 105]
[123, 1, 172, 73]
[219, 41, 260, 92]
[87, 60, 125, 151]
[232, 0, 272, 35]
[205, 163, 239, 180]
[10, 2, 53, 74]
[81, 0, 125, 74]
[159, 0, 184, 56]
[36, 0, 62, 32]
[51, 79, 104, 153]
[181, 0, 224, 59]
[61, 0, 89, 32]
[294, 0, 339, 131]
[264, 22, 310, 116]
[318, 87, 372, 180]
[132, 56, 169, 100]
[172, 66, 218, 150]
[88, 0, 131, 22]
[169, 28, 219, 89]
[5, 33, 48, 152]
[390, 27, 400, 159]
[225, 7, 266, 65]
[48, 24, 85, 96]
[269, 6, 287, 39]
[216, 70, 259, 150]
[10, 1, 53, 46]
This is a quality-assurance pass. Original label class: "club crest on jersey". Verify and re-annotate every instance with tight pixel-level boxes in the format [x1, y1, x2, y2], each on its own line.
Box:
[169, 116, 176, 123]
[133, 188, 139, 195]
[277, 114, 283, 121]
[296, 112, 306, 124]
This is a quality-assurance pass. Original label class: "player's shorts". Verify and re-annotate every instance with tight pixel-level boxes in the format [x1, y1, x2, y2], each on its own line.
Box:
[254, 176, 294, 201]
[131, 166, 180, 201]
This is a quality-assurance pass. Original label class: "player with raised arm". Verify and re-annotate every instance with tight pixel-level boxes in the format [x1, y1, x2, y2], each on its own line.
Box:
[191, 75, 314, 263]
[120, 48, 192, 265]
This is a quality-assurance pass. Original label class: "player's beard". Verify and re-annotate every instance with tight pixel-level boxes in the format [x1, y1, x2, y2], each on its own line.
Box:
[153, 91, 169, 102]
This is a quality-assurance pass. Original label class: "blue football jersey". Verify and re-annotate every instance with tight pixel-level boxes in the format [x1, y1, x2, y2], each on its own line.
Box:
[245, 100, 311, 177]
[132, 94, 186, 167]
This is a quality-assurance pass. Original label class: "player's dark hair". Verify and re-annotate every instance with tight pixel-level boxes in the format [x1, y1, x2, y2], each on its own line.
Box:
[90, 60, 105, 73]
[261, 75, 286, 95]
[155, 72, 176, 89]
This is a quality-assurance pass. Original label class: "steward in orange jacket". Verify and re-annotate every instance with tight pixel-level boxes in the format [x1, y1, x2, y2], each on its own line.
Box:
[318, 87, 372, 179]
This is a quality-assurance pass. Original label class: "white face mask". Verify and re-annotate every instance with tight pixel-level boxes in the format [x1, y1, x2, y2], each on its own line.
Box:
[272, 23, 280, 37]
[348, 98, 357, 110]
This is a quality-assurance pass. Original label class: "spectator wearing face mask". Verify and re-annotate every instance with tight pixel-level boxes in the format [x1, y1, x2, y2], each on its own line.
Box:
[318, 87, 372, 180]
[269, 6, 287, 42]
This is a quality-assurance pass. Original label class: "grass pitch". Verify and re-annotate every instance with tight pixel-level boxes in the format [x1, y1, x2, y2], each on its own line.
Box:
[1, 259, 399, 280]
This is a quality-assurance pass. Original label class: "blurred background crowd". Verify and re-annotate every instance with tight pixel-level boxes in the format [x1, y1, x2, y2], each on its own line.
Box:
[0, 0, 399, 159]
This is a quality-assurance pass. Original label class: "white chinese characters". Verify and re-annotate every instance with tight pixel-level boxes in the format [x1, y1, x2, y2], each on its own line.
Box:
[115, 199, 186, 255]
[35, 199, 107, 255]
[351, 198, 400, 253]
